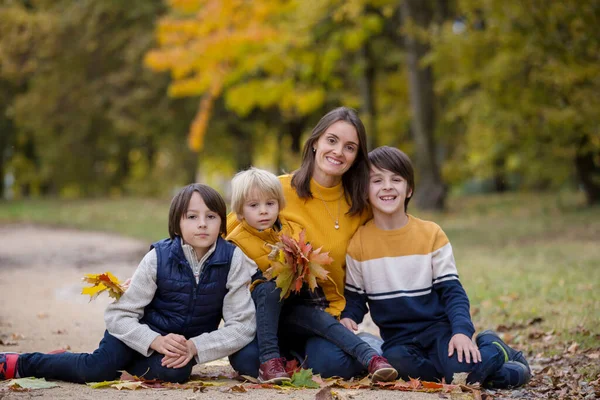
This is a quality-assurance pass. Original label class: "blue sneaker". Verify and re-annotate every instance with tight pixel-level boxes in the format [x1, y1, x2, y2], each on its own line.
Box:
[476, 330, 530, 370]
[484, 361, 531, 388]
[0, 353, 18, 380]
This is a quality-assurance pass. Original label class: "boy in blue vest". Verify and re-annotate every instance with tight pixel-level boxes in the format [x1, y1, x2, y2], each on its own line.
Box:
[0, 184, 257, 383]
[340, 146, 531, 388]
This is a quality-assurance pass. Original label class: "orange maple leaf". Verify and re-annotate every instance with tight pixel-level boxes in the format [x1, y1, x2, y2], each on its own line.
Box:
[266, 229, 333, 299]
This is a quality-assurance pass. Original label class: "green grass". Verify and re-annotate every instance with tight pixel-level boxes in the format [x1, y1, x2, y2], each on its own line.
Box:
[0, 197, 169, 242]
[415, 191, 600, 351]
[1, 191, 599, 352]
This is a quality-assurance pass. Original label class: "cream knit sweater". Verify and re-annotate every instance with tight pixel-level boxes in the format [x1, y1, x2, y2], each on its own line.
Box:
[104, 242, 257, 365]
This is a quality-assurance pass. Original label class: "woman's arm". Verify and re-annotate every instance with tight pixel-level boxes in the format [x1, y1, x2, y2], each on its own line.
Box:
[104, 250, 162, 356]
[188, 248, 257, 365]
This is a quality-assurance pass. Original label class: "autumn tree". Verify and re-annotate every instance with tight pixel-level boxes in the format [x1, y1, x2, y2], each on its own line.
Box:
[2, 0, 199, 197]
[399, 0, 447, 210]
[431, 0, 600, 204]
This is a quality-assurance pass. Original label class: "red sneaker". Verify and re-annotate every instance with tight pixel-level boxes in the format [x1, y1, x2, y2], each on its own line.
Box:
[368, 355, 398, 382]
[258, 357, 291, 384]
[0, 353, 18, 380]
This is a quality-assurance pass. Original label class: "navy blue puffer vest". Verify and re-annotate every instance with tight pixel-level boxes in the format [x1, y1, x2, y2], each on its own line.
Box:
[140, 235, 235, 339]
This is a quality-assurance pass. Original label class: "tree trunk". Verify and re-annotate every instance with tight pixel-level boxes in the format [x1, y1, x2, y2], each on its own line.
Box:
[0, 117, 12, 199]
[575, 134, 600, 205]
[400, 0, 446, 210]
[360, 42, 378, 149]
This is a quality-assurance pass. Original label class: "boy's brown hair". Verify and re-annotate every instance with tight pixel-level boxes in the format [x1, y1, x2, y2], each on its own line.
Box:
[368, 146, 415, 212]
[168, 183, 227, 239]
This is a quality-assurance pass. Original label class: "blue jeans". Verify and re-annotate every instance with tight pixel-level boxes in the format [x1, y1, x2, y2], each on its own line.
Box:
[383, 323, 504, 384]
[251, 280, 285, 363]
[281, 304, 378, 368]
[17, 330, 194, 383]
[229, 303, 378, 379]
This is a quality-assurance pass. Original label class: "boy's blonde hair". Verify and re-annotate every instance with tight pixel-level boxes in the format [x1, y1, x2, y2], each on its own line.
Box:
[230, 167, 286, 216]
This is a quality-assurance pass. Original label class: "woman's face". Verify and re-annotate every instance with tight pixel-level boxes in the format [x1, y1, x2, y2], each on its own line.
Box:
[312, 120, 360, 185]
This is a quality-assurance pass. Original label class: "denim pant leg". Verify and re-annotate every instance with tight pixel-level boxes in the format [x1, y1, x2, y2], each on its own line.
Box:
[429, 329, 505, 384]
[383, 341, 439, 381]
[252, 281, 284, 363]
[17, 330, 135, 383]
[304, 336, 366, 379]
[282, 305, 378, 367]
[228, 336, 260, 378]
[122, 350, 195, 383]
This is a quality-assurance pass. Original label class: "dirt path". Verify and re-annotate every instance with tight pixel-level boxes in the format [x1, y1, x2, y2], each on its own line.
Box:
[0, 225, 444, 399]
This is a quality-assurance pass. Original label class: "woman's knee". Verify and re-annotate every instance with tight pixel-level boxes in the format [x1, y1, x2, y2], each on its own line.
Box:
[305, 337, 365, 379]
[229, 338, 260, 377]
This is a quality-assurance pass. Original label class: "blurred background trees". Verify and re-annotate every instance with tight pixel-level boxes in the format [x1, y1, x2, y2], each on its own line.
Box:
[1, 0, 598, 208]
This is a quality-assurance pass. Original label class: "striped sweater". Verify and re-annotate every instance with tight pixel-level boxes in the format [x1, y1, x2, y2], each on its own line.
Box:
[341, 215, 474, 347]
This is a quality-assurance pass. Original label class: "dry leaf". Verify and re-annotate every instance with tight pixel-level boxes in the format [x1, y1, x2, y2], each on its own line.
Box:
[112, 381, 144, 390]
[265, 229, 332, 299]
[452, 372, 469, 385]
[82, 272, 124, 301]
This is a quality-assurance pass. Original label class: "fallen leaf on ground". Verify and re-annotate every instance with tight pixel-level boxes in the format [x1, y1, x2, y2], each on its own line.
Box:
[8, 378, 59, 390]
[290, 368, 320, 388]
[112, 381, 144, 390]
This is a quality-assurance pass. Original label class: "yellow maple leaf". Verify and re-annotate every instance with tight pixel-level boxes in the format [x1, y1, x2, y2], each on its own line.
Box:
[82, 272, 124, 301]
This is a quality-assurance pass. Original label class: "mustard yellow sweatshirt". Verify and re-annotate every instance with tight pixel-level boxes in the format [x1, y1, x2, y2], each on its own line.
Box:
[226, 174, 370, 317]
[226, 216, 302, 273]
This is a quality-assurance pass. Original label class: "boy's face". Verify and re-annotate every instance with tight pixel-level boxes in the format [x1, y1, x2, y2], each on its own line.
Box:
[180, 192, 222, 258]
[241, 190, 279, 231]
[368, 166, 412, 217]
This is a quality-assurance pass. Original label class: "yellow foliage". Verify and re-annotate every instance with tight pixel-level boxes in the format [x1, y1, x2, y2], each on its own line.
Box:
[82, 272, 124, 301]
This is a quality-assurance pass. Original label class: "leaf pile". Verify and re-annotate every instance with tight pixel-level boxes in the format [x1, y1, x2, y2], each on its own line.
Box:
[81, 271, 124, 301]
[265, 229, 333, 299]
[477, 323, 600, 400]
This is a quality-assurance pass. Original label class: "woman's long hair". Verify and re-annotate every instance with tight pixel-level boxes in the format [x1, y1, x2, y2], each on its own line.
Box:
[291, 107, 370, 216]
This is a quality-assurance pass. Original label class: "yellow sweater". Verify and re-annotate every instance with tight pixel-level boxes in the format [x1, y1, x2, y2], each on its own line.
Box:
[226, 217, 302, 273]
[226, 174, 370, 317]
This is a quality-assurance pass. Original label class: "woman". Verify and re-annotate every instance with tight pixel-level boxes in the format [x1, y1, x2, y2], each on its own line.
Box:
[229, 107, 378, 379]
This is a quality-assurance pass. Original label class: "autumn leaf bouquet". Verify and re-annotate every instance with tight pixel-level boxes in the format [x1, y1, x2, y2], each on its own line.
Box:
[82, 272, 125, 301]
[264, 229, 333, 300]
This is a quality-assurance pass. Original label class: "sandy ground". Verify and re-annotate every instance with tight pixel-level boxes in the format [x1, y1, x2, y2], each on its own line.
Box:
[0, 224, 447, 400]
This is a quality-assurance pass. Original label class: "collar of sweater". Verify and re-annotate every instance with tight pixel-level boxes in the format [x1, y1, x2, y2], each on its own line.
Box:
[181, 240, 217, 274]
[240, 219, 280, 243]
[310, 178, 344, 201]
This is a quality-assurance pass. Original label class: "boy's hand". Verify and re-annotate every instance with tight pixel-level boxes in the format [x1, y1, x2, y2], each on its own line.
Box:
[122, 278, 132, 291]
[448, 333, 481, 363]
[150, 333, 188, 357]
[161, 339, 197, 369]
[340, 318, 358, 331]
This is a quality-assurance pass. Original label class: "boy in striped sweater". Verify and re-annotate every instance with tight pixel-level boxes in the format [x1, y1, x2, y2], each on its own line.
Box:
[340, 146, 530, 388]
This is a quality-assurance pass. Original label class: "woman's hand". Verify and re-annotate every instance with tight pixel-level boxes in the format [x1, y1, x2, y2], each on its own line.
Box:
[448, 333, 481, 363]
[340, 317, 358, 331]
[150, 333, 188, 357]
[161, 339, 197, 369]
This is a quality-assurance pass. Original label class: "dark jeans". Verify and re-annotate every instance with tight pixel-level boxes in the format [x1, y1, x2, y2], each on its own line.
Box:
[18, 330, 194, 383]
[382, 323, 504, 384]
[230, 286, 377, 379]
[251, 280, 284, 363]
